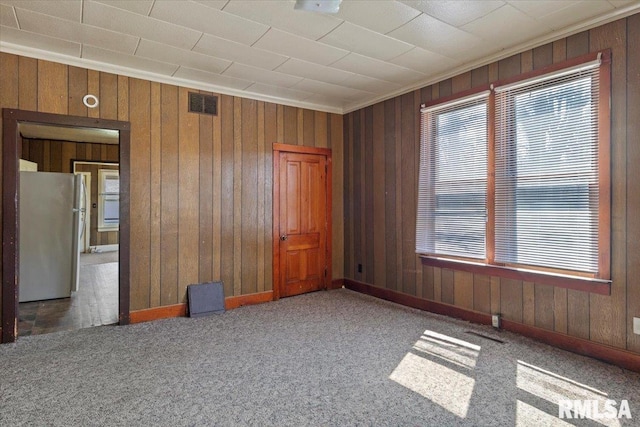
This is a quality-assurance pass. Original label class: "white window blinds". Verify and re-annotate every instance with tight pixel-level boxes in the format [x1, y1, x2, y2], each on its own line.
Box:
[417, 92, 489, 259]
[494, 62, 601, 273]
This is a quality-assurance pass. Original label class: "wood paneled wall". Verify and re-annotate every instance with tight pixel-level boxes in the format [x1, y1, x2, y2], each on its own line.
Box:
[22, 138, 118, 173]
[0, 53, 344, 314]
[343, 15, 640, 355]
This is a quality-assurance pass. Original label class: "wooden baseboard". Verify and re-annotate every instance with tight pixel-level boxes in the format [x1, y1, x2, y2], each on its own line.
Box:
[225, 290, 273, 310]
[130, 290, 274, 324]
[129, 303, 187, 324]
[344, 278, 640, 373]
[344, 279, 492, 325]
[328, 278, 344, 290]
[500, 320, 640, 372]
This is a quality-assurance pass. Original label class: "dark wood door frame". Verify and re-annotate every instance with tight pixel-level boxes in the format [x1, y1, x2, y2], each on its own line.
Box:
[2, 108, 131, 343]
[272, 142, 332, 300]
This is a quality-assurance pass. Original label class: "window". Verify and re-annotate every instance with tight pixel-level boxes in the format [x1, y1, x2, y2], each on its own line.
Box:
[98, 168, 119, 231]
[416, 92, 489, 259]
[417, 52, 610, 280]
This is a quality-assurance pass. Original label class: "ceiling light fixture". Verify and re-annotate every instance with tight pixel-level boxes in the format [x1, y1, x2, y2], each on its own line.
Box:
[294, 0, 342, 14]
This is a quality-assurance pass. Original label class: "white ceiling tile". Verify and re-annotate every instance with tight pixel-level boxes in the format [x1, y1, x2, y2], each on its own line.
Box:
[136, 39, 231, 74]
[320, 22, 413, 61]
[193, 33, 288, 70]
[253, 28, 350, 66]
[82, 45, 179, 75]
[390, 46, 458, 73]
[1, 4, 17, 28]
[0, 0, 81, 22]
[0, 25, 81, 56]
[191, 0, 229, 10]
[149, 0, 268, 46]
[507, 1, 580, 18]
[338, 74, 403, 94]
[0, 0, 633, 113]
[335, 0, 421, 34]
[330, 52, 425, 83]
[15, 8, 139, 54]
[173, 66, 253, 90]
[607, 0, 638, 7]
[92, 0, 154, 15]
[275, 58, 354, 85]
[388, 13, 484, 57]
[244, 82, 315, 102]
[222, 63, 303, 88]
[530, 1, 615, 31]
[222, 0, 343, 40]
[402, 0, 505, 27]
[462, 5, 549, 48]
[84, 1, 202, 51]
[292, 79, 374, 100]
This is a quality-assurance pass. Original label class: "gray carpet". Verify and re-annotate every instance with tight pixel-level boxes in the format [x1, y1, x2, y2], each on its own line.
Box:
[1, 289, 638, 426]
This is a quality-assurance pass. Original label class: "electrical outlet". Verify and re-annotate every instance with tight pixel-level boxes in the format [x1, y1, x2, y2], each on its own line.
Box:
[357, 264, 362, 273]
[634, 317, 640, 335]
[492, 314, 501, 329]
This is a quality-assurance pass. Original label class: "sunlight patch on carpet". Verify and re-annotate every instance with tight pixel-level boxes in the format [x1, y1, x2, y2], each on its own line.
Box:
[516, 360, 621, 427]
[390, 330, 479, 418]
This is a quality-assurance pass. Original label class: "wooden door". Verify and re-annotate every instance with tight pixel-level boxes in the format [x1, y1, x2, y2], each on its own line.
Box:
[278, 151, 328, 298]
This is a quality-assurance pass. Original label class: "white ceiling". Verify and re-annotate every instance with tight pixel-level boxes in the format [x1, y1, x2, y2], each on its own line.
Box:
[19, 122, 120, 144]
[1, 0, 638, 113]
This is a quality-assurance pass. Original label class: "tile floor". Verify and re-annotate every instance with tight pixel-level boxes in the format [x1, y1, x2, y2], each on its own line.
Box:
[18, 252, 118, 336]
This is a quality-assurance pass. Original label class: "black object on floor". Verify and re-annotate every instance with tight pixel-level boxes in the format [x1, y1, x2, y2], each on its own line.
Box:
[187, 281, 225, 317]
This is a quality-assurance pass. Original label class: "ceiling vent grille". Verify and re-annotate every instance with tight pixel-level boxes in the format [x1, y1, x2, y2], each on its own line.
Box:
[189, 92, 218, 115]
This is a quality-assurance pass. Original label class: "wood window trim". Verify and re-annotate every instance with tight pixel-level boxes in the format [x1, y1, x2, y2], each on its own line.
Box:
[596, 51, 612, 280]
[420, 256, 611, 295]
[418, 50, 612, 287]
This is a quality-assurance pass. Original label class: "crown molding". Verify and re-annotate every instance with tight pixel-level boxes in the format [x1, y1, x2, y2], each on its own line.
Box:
[0, 42, 344, 115]
[2, 4, 638, 116]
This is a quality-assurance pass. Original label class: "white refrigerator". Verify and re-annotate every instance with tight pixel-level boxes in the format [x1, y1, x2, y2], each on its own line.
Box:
[19, 171, 83, 302]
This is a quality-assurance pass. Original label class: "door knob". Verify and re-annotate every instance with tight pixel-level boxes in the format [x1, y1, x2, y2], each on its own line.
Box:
[281, 234, 288, 241]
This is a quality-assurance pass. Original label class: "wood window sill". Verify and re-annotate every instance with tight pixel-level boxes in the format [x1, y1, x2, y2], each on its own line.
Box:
[419, 255, 611, 295]
[98, 227, 119, 233]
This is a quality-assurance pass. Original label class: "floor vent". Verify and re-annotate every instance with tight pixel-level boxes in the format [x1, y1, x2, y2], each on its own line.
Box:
[187, 281, 225, 317]
[465, 331, 505, 343]
[188, 92, 218, 115]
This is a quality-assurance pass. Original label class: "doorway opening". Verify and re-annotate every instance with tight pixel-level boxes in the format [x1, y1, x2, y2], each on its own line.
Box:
[2, 109, 130, 343]
[17, 156, 120, 336]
